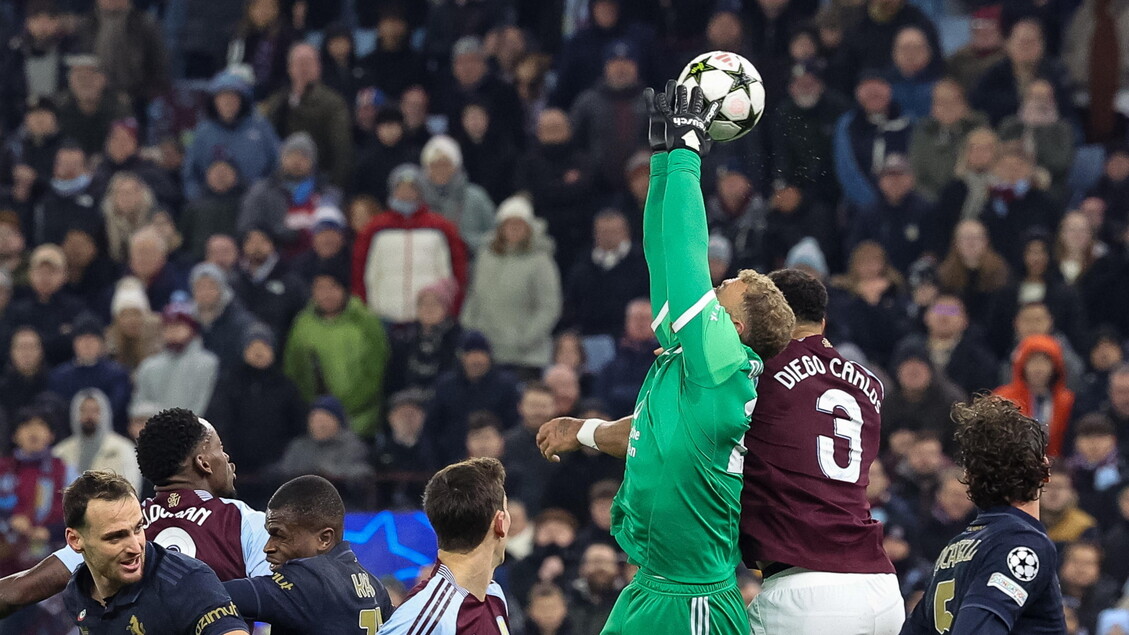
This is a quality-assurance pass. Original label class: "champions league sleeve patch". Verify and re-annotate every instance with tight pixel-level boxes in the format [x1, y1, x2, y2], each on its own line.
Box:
[987, 572, 1029, 607]
[1006, 547, 1040, 582]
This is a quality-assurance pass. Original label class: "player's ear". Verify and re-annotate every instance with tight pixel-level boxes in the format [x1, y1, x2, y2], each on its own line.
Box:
[317, 527, 335, 551]
[65, 527, 83, 553]
[195, 451, 212, 476]
[492, 509, 508, 539]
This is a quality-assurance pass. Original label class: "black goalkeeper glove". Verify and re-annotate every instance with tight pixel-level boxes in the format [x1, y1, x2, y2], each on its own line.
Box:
[643, 80, 678, 152]
[654, 84, 721, 156]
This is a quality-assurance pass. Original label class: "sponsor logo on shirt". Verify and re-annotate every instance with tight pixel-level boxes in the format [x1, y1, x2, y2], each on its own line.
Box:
[195, 601, 239, 635]
[987, 572, 1028, 607]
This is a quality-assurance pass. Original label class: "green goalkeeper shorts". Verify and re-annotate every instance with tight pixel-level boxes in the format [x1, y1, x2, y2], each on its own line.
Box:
[601, 570, 750, 635]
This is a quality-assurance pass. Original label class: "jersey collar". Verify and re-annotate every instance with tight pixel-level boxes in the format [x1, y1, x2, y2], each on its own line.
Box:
[74, 542, 158, 614]
[981, 505, 1047, 533]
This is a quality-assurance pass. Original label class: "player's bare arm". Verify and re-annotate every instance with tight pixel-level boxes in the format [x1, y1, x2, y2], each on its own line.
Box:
[0, 553, 70, 618]
[537, 416, 632, 461]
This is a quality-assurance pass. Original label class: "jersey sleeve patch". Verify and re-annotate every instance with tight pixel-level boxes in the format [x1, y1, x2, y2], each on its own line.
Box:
[1005, 546, 1040, 582]
[987, 572, 1028, 607]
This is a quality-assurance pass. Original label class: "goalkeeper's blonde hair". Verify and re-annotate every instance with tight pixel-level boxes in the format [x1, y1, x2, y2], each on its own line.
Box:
[736, 269, 795, 360]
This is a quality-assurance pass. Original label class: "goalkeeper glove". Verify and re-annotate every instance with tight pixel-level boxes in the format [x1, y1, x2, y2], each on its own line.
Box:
[643, 80, 677, 152]
[655, 84, 720, 156]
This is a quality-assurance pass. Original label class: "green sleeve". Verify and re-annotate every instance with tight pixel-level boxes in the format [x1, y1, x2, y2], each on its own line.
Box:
[661, 150, 747, 386]
[643, 152, 675, 349]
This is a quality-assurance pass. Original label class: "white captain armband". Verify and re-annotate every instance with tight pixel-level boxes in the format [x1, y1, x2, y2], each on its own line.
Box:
[577, 419, 603, 451]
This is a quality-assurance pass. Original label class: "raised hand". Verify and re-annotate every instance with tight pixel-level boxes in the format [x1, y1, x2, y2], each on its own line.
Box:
[644, 80, 678, 152]
[655, 84, 721, 156]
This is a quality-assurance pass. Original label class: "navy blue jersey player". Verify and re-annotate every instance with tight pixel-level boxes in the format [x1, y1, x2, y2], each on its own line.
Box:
[223, 476, 392, 635]
[902, 395, 1065, 635]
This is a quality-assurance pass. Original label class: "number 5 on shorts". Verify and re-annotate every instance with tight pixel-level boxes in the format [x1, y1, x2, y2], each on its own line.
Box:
[933, 579, 955, 633]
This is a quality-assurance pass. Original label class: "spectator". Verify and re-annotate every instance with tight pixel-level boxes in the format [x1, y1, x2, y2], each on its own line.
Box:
[4, 2, 73, 111]
[318, 25, 363, 106]
[53, 387, 141, 491]
[371, 387, 437, 510]
[238, 131, 343, 258]
[398, 85, 433, 159]
[934, 219, 1009, 331]
[179, 158, 244, 262]
[466, 410, 508, 464]
[908, 79, 988, 201]
[232, 226, 307, 344]
[205, 321, 305, 496]
[513, 108, 596, 273]
[551, 0, 655, 109]
[1101, 485, 1129, 587]
[994, 334, 1076, 458]
[745, 1, 810, 109]
[1076, 327, 1124, 415]
[30, 142, 99, 247]
[170, 0, 244, 81]
[73, 0, 170, 115]
[946, 5, 1005, 95]
[100, 172, 159, 263]
[568, 40, 647, 192]
[426, 330, 520, 466]
[351, 164, 468, 324]
[462, 195, 562, 377]
[971, 17, 1072, 126]
[273, 394, 374, 487]
[998, 79, 1076, 202]
[1059, 542, 1120, 634]
[260, 43, 353, 188]
[575, 478, 619, 550]
[845, 153, 932, 273]
[4, 244, 86, 366]
[103, 276, 160, 374]
[568, 543, 623, 635]
[982, 148, 1060, 270]
[182, 70, 280, 202]
[596, 299, 657, 418]
[90, 117, 179, 212]
[933, 128, 1000, 247]
[1, 97, 63, 206]
[357, 7, 426, 99]
[226, 0, 295, 101]
[770, 61, 850, 205]
[1063, 0, 1129, 143]
[706, 168, 769, 273]
[551, 331, 596, 397]
[833, 70, 911, 210]
[350, 107, 411, 204]
[887, 26, 942, 120]
[0, 214, 26, 284]
[53, 54, 131, 156]
[708, 234, 734, 285]
[917, 466, 977, 562]
[46, 313, 130, 431]
[1042, 469, 1100, 547]
[456, 101, 517, 205]
[1090, 144, 1129, 241]
[0, 328, 50, 427]
[283, 265, 389, 438]
[60, 225, 117, 317]
[1066, 413, 1125, 527]
[0, 409, 69, 576]
[830, 241, 910, 367]
[189, 261, 253, 370]
[560, 209, 649, 337]
[1103, 365, 1129, 455]
[999, 301, 1086, 394]
[832, 0, 940, 92]
[419, 134, 495, 253]
[514, 53, 553, 138]
[384, 279, 461, 399]
[544, 364, 582, 417]
[1056, 210, 1112, 293]
[891, 431, 949, 510]
[504, 382, 561, 514]
[882, 343, 966, 454]
[526, 582, 571, 635]
[896, 294, 999, 395]
[290, 205, 350, 288]
[126, 225, 186, 313]
[132, 301, 219, 413]
[203, 233, 239, 276]
[439, 36, 524, 151]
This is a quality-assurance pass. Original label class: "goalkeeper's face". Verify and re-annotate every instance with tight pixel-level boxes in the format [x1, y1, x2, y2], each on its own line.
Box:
[716, 277, 749, 337]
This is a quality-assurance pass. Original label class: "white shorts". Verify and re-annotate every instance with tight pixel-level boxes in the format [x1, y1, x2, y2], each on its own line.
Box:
[749, 568, 904, 635]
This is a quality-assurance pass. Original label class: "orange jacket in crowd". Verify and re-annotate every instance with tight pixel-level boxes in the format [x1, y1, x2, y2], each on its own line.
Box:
[994, 334, 1075, 458]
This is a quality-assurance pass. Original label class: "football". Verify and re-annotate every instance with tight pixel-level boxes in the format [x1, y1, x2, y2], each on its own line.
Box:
[676, 50, 765, 142]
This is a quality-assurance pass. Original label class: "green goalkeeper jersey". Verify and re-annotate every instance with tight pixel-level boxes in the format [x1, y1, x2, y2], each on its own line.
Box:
[610, 149, 764, 585]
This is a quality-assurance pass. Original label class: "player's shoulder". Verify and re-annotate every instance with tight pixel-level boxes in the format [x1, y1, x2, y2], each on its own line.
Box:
[383, 566, 466, 632]
[973, 509, 1057, 576]
[487, 580, 508, 610]
[153, 542, 220, 587]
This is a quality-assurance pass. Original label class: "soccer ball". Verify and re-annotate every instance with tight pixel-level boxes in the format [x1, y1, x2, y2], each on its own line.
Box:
[676, 50, 765, 142]
[1006, 547, 1040, 582]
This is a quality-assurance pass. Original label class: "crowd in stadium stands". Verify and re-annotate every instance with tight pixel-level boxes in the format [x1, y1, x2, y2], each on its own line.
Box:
[1, 0, 1129, 632]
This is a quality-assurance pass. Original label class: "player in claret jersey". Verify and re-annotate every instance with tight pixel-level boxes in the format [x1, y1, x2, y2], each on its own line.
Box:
[902, 395, 1064, 635]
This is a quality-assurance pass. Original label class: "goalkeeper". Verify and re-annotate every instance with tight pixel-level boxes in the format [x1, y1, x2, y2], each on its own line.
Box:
[592, 82, 794, 635]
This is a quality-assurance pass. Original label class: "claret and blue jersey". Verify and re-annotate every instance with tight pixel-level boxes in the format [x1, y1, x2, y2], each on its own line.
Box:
[903, 506, 1065, 635]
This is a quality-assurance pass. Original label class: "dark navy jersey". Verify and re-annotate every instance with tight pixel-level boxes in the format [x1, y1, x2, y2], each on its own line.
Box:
[63, 541, 247, 635]
[902, 506, 1065, 635]
[223, 542, 392, 635]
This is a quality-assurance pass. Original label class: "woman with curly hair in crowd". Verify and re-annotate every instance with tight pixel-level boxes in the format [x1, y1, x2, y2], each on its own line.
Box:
[830, 240, 910, 367]
[102, 172, 160, 264]
[937, 218, 1010, 331]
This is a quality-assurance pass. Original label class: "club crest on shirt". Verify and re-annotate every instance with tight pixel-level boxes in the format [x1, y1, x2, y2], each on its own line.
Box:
[167, 493, 180, 508]
[78, 609, 86, 621]
[128, 615, 146, 634]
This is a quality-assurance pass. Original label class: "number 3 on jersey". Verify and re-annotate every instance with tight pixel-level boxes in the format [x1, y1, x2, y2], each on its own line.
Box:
[815, 389, 864, 483]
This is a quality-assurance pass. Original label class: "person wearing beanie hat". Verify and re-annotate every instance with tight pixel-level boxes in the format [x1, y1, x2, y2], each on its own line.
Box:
[47, 310, 132, 434]
[783, 237, 830, 279]
[132, 300, 219, 415]
[259, 42, 354, 188]
[105, 276, 161, 373]
[292, 205, 352, 291]
[237, 128, 344, 258]
[183, 68, 280, 201]
[190, 261, 254, 370]
[419, 134, 496, 252]
[205, 318, 306, 487]
[273, 392, 375, 484]
[352, 164, 468, 324]
[462, 193, 561, 374]
[285, 256, 391, 437]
